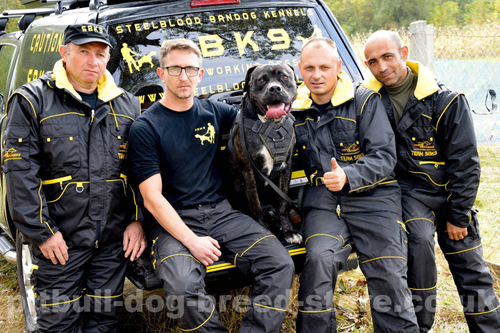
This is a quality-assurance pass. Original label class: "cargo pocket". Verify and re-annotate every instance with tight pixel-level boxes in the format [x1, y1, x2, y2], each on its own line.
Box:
[39, 124, 81, 167]
[467, 208, 480, 240]
[2, 125, 30, 172]
[41, 175, 73, 203]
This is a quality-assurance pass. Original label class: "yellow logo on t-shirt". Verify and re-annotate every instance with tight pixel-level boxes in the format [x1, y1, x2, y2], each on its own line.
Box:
[195, 123, 215, 145]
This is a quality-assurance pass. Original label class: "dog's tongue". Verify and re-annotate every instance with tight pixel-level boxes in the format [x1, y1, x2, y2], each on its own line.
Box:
[265, 102, 287, 119]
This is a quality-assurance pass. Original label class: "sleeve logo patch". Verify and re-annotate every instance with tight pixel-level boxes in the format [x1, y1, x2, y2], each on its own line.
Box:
[3, 147, 22, 161]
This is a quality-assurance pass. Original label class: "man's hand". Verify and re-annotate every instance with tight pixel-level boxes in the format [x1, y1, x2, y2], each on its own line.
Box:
[185, 236, 221, 266]
[123, 220, 147, 261]
[39, 231, 69, 265]
[323, 158, 348, 192]
[445, 221, 468, 241]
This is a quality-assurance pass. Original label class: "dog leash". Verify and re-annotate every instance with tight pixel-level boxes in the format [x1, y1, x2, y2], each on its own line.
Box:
[236, 112, 300, 213]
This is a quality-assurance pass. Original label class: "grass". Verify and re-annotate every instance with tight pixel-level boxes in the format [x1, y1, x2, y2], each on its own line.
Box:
[0, 258, 23, 332]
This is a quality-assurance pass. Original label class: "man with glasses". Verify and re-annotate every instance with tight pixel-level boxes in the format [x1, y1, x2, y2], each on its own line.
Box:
[128, 38, 295, 333]
[363, 30, 500, 332]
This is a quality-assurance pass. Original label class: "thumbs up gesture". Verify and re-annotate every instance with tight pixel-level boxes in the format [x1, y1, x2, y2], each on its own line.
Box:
[323, 158, 348, 192]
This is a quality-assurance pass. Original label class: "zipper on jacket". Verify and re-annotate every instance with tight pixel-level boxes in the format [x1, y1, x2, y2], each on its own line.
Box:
[418, 161, 445, 169]
[336, 195, 341, 219]
[95, 221, 101, 248]
[90, 109, 95, 126]
[41, 175, 73, 190]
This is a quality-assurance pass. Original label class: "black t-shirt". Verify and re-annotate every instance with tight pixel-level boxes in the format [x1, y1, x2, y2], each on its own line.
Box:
[312, 100, 331, 114]
[129, 98, 238, 210]
[78, 89, 98, 109]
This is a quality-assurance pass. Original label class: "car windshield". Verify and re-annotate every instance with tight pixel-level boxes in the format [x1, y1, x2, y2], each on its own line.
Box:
[107, 6, 349, 108]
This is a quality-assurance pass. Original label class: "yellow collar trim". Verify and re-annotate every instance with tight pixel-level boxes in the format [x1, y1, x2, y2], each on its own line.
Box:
[362, 60, 439, 100]
[293, 71, 354, 110]
[52, 60, 123, 102]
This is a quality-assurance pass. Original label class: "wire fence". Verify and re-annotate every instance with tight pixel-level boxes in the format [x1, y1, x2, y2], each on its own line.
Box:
[349, 23, 500, 265]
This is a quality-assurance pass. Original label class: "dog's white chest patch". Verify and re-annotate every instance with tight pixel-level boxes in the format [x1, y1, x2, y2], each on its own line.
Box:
[259, 146, 274, 179]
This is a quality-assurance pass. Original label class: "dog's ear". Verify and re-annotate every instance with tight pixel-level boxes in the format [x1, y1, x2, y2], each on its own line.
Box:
[243, 65, 258, 94]
[286, 64, 296, 79]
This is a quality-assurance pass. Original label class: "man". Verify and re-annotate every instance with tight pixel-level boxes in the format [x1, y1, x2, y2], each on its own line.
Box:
[363, 30, 500, 332]
[292, 37, 418, 332]
[3, 24, 146, 332]
[128, 39, 295, 333]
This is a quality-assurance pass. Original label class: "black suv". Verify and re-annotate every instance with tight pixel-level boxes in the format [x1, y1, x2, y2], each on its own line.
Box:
[0, 0, 363, 331]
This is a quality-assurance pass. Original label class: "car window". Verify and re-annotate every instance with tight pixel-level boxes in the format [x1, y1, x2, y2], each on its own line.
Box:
[107, 6, 352, 109]
[0, 44, 15, 111]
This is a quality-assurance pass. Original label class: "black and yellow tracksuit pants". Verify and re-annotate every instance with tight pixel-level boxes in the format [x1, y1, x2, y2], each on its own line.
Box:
[403, 194, 500, 333]
[297, 189, 418, 333]
[32, 241, 128, 333]
[150, 199, 295, 333]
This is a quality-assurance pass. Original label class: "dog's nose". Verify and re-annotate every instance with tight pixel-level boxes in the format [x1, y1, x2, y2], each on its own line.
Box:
[269, 85, 282, 94]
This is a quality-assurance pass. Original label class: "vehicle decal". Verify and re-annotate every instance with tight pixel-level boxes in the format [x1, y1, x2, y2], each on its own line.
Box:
[110, 7, 324, 103]
[121, 43, 156, 74]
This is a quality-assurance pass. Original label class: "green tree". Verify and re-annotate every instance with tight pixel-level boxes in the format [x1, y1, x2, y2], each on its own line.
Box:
[0, 0, 22, 33]
[464, 0, 500, 24]
[325, 0, 499, 36]
[430, 1, 460, 26]
[372, 0, 434, 29]
[326, 0, 435, 35]
[326, 0, 373, 35]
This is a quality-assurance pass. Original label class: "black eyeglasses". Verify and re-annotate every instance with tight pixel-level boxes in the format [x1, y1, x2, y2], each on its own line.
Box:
[163, 66, 200, 77]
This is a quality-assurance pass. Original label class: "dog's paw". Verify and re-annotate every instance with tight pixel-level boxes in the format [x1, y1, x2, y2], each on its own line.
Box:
[284, 232, 303, 245]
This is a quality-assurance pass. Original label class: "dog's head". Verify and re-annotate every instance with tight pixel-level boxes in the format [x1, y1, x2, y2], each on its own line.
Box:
[243, 64, 297, 121]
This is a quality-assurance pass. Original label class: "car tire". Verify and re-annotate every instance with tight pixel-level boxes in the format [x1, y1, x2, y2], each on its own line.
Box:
[16, 229, 37, 332]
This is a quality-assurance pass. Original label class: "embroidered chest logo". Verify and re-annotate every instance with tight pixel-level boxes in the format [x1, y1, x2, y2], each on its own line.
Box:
[340, 142, 364, 162]
[411, 137, 437, 157]
[195, 123, 216, 145]
[118, 141, 128, 160]
[3, 147, 22, 161]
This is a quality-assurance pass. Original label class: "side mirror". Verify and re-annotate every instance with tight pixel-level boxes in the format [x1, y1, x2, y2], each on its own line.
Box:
[485, 89, 497, 113]
[473, 89, 497, 115]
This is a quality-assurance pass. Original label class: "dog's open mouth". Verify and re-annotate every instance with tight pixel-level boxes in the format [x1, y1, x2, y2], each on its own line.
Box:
[262, 102, 292, 119]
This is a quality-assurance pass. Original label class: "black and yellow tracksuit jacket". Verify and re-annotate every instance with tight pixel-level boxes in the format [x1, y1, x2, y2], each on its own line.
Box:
[3, 60, 142, 248]
[363, 61, 480, 228]
[292, 71, 399, 214]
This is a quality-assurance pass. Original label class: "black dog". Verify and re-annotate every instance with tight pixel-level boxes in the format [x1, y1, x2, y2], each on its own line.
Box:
[228, 64, 302, 244]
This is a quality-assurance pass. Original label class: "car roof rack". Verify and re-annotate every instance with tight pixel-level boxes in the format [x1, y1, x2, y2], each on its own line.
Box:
[1, 7, 56, 32]
[1, 8, 56, 17]
[0, 17, 8, 31]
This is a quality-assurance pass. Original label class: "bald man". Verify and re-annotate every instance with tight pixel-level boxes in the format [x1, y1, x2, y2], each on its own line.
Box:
[363, 30, 500, 333]
[292, 37, 418, 333]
